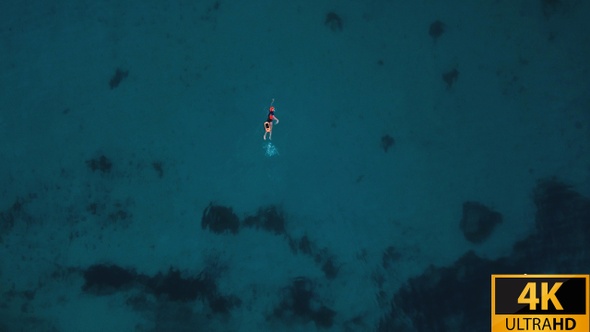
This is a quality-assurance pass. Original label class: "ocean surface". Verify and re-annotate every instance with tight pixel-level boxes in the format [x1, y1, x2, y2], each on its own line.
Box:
[1, 1, 589, 331]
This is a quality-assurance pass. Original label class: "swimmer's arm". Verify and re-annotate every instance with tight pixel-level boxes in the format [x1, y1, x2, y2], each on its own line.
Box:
[273, 116, 279, 124]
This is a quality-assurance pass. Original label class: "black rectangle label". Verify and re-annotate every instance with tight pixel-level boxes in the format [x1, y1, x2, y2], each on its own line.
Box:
[495, 278, 586, 314]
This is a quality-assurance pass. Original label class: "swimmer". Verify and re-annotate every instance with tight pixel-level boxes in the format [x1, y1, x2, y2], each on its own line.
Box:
[263, 99, 279, 140]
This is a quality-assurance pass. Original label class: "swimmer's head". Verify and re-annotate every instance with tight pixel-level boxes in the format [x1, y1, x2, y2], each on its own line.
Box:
[269, 106, 275, 112]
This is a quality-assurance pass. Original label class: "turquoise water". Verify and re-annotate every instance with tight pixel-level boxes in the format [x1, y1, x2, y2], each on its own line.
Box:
[1, 1, 589, 331]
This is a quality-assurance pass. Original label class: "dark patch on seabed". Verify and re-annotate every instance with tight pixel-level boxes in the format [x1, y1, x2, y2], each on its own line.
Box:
[109, 68, 128, 89]
[378, 178, 590, 331]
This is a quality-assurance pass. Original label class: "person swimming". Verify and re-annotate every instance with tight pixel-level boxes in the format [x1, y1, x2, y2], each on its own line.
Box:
[263, 99, 279, 140]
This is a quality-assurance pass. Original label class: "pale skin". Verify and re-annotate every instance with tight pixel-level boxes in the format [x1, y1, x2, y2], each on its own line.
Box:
[263, 98, 279, 140]
[263, 116, 279, 140]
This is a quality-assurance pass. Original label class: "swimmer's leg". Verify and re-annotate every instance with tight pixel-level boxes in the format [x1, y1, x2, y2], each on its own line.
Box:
[263, 122, 272, 140]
